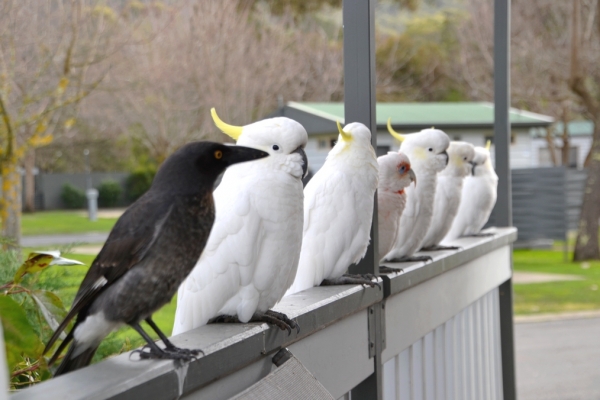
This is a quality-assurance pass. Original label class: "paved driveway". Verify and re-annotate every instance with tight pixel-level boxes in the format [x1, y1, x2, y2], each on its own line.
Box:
[516, 317, 600, 400]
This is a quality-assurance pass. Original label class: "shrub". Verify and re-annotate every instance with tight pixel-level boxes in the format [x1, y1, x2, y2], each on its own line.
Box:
[97, 180, 122, 208]
[125, 167, 156, 203]
[60, 184, 85, 209]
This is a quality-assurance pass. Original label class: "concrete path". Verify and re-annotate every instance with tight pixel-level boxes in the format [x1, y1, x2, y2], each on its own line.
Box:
[21, 232, 108, 247]
[513, 271, 584, 284]
[516, 316, 600, 400]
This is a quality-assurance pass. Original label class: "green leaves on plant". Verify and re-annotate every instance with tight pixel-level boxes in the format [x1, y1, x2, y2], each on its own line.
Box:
[14, 251, 84, 283]
[30, 291, 68, 335]
[0, 296, 43, 373]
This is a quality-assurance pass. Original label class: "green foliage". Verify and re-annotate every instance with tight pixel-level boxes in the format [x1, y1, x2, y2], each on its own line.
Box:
[0, 250, 83, 388]
[125, 167, 156, 203]
[60, 184, 85, 209]
[97, 180, 122, 208]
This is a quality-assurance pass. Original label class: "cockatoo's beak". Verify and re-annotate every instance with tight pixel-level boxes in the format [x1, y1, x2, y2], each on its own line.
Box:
[440, 150, 449, 166]
[211, 108, 243, 140]
[336, 121, 352, 142]
[293, 146, 308, 178]
[470, 161, 478, 176]
[408, 169, 417, 187]
[387, 118, 405, 142]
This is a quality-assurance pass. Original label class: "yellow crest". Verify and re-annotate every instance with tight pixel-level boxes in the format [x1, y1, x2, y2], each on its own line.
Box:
[387, 118, 405, 142]
[211, 108, 243, 141]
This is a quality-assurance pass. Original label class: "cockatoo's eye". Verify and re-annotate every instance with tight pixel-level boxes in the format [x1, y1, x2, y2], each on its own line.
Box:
[463, 157, 467, 161]
[399, 166, 406, 173]
[272, 145, 280, 151]
[428, 148, 433, 152]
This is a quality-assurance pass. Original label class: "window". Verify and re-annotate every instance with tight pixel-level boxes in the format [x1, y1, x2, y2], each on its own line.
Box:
[538, 146, 578, 168]
[318, 139, 327, 149]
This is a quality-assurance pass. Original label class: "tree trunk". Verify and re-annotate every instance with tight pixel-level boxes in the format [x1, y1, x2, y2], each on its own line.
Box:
[561, 108, 570, 166]
[24, 150, 36, 213]
[0, 158, 22, 248]
[573, 124, 600, 261]
[545, 124, 558, 166]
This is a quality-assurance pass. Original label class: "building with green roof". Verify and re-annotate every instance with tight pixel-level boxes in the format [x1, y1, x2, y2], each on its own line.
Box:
[269, 102, 555, 172]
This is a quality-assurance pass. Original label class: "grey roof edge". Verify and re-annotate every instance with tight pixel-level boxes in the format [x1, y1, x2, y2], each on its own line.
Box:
[379, 122, 552, 131]
[11, 229, 516, 399]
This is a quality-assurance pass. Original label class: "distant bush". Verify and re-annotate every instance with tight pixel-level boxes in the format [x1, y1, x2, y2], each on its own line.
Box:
[125, 167, 156, 203]
[97, 180, 122, 208]
[60, 184, 85, 209]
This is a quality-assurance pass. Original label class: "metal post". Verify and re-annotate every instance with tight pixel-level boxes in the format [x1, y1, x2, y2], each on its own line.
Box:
[343, 1, 382, 399]
[494, 0, 517, 399]
[83, 149, 98, 221]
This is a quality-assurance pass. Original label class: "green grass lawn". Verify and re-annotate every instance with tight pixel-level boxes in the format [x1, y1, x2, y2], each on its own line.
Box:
[513, 249, 600, 315]
[21, 211, 118, 236]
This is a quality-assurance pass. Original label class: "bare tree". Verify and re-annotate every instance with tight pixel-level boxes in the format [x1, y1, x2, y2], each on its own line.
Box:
[101, 1, 343, 163]
[0, 0, 131, 244]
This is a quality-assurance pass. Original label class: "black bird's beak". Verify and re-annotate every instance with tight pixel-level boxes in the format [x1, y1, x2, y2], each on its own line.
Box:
[294, 146, 308, 178]
[439, 150, 449, 166]
[225, 145, 269, 166]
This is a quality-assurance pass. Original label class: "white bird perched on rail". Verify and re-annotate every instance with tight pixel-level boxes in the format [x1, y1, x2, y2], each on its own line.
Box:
[285, 121, 378, 296]
[443, 141, 498, 241]
[420, 141, 475, 251]
[173, 109, 308, 335]
[377, 151, 416, 262]
[381, 120, 450, 264]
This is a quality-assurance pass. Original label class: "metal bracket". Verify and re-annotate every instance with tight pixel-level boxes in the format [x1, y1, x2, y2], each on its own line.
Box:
[367, 302, 386, 358]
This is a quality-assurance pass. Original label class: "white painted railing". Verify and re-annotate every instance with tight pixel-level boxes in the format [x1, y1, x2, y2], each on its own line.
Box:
[9, 228, 516, 400]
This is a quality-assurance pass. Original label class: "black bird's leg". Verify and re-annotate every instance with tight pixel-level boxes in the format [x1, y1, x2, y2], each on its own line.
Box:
[145, 317, 203, 357]
[321, 274, 381, 290]
[383, 255, 433, 263]
[131, 323, 197, 361]
[420, 245, 462, 251]
[379, 266, 404, 274]
[251, 310, 300, 335]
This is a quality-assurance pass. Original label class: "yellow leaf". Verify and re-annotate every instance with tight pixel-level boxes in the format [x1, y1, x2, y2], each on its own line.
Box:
[64, 118, 76, 129]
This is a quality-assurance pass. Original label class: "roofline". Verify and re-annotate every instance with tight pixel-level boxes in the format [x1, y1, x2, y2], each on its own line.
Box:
[286, 101, 554, 129]
[287, 101, 344, 124]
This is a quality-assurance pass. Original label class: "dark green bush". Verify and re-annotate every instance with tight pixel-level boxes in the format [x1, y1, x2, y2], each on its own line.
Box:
[60, 184, 85, 209]
[125, 167, 156, 203]
[97, 180, 122, 208]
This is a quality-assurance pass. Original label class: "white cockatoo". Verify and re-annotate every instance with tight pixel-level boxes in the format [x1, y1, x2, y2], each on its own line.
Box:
[382, 120, 450, 263]
[420, 141, 475, 250]
[285, 121, 378, 295]
[443, 142, 498, 241]
[377, 151, 416, 261]
[173, 109, 308, 335]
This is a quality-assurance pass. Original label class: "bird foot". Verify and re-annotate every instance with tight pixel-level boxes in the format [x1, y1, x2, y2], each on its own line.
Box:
[383, 255, 433, 263]
[252, 310, 300, 335]
[321, 273, 381, 290]
[132, 345, 201, 362]
[421, 245, 462, 251]
[379, 266, 404, 274]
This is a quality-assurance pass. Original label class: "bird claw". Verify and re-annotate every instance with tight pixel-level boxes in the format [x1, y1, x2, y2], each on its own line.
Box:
[321, 274, 381, 290]
[379, 266, 404, 274]
[383, 255, 433, 263]
[131, 345, 201, 362]
[253, 310, 300, 336]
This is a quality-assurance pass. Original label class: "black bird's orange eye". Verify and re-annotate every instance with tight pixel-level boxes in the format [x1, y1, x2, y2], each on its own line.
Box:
[214, 150, 223, 159]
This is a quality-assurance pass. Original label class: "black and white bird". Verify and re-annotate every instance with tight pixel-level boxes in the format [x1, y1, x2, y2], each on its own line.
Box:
[44, 141, 268, 376]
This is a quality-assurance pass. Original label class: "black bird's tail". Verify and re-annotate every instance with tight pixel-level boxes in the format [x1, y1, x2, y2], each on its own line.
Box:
[53, 341, 99, 377]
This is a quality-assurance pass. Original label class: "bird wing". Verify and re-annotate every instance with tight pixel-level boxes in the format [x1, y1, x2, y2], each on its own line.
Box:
[45, 192, 174, 353]
[173, 181, 263, 332]
[289, 168, 372, 293]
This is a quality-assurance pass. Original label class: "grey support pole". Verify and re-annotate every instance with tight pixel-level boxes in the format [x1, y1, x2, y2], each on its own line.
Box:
[494, 0, 517, 399]
[343, 1, 382, 400]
